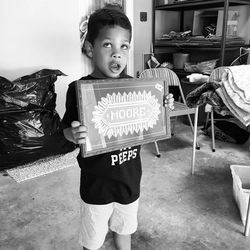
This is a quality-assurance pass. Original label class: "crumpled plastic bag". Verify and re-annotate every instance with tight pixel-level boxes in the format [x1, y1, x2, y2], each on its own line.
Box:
[0, 69, 75, 170]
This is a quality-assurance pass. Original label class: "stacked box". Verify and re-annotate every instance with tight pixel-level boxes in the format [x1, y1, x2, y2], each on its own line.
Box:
[231, 165, 250, 226]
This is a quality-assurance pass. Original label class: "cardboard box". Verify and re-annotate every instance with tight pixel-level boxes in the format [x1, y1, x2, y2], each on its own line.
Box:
[192, 10, 218, 36]
[216, 10, 240, 36]
[155, 0, 174, 6]
[193, 10, 240, 37]
[230, 165, 250, 225]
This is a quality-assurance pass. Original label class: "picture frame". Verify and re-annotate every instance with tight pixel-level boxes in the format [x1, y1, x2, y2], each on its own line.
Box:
[76, 78, 171, 157]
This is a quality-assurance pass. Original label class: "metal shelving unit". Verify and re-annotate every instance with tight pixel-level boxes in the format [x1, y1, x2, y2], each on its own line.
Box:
[153, 0, 250, 66]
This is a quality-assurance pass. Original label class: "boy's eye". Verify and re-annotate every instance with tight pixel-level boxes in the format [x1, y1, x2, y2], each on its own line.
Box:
[103, 43, 112, 48]
[121, 44, 130, 50]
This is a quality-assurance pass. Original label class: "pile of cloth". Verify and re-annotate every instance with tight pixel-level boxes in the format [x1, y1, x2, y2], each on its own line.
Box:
[217, 65, 250, 126]
[187, 65, 250, 127]
[186, 65, 250, 144]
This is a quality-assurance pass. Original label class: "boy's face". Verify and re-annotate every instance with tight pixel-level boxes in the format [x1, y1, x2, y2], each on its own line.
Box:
[89, 25, 131, 78]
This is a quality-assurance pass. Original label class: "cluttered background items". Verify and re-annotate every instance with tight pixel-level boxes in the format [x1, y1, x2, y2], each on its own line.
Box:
[231, 47, 250, 66]
[146, 50, 218, 75]
[155, 0, 192, 5]
[156, 7, 244, 46]
[145, 45, 250, 74]
[0, 69, 75, 170]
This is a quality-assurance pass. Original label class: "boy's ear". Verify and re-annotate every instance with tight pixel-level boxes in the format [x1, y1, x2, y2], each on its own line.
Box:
[84, 41, 93, 58]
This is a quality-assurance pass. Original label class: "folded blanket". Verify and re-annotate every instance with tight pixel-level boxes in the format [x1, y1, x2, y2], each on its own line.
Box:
[225, 65, 250, 102]
[221, 70, 250, 113]
[217, 65, 250, 126]
[216, 87, 250, 126]
[186, 65, 250, 126]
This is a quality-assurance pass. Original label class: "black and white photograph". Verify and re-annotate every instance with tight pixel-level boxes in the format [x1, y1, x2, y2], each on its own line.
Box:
[1, 1, 250, 250]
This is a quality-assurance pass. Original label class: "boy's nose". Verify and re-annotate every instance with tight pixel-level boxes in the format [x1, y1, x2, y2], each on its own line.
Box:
[112, 52, 121, 59]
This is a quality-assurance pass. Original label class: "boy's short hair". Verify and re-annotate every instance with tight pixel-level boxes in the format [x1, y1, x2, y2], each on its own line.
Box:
[85, 5, 132, 45]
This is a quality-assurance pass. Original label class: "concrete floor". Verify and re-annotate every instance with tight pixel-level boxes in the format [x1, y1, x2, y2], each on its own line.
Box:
[1, 122, 250, 250]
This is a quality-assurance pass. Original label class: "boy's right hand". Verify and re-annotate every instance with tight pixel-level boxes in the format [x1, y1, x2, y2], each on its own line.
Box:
[71, 121, 87, 145]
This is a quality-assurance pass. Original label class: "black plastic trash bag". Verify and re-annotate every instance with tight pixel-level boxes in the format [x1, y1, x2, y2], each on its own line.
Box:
[0, 69, 75, 170]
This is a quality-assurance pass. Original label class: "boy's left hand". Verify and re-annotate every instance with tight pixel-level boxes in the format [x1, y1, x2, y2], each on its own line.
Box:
[164, 93, 174, 111]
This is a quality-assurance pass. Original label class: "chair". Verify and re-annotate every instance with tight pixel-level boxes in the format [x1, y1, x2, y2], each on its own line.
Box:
[139, 67, 199, 174]
[205, 66, 226, 152]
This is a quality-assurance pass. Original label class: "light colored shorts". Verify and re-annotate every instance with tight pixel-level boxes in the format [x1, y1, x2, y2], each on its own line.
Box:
[79, 199, 139, 250]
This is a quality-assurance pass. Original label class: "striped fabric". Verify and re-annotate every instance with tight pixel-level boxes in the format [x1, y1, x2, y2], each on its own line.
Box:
[209, 67, 226, 82]
[139, 68, 180, 86]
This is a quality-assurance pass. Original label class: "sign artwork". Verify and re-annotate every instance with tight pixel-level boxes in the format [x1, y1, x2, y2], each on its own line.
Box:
[76, 78, 170, 157]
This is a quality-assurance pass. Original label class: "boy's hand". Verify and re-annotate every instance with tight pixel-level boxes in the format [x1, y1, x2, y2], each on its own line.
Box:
[164, 93, 174, 111]
[71, 121, 87, 145]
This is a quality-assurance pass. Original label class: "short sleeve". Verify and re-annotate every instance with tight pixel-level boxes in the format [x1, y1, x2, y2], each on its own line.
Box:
[61, 82, 78, 129]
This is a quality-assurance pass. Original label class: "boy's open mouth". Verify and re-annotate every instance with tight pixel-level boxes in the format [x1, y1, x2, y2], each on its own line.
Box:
[109, 62, 121, 73]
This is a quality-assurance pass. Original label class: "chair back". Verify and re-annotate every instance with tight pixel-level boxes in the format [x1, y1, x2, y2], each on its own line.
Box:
[139, 68, 180, 86]
[209, 66, 226, 82]
[140, 67, 188, 104]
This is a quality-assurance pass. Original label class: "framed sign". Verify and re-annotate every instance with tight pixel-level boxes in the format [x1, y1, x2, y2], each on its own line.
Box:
[76, 78, 171, 157]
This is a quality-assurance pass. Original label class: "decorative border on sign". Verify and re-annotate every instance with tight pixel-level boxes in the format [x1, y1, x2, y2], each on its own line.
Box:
[92, 91, 161, 138]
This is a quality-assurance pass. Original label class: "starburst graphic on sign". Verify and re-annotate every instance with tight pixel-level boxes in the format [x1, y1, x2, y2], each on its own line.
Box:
[92, 91, 161, 138]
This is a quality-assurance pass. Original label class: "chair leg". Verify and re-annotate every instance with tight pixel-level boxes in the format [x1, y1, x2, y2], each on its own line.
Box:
[187, 113, 200, 150]
[179, 84, 200, 149]
[191, 106, 199, 175]
[171, 97, 182, 136]
[244, 195, 250, 236]
[178, 86, 200, 150]
[211, 109, 216, 152]
[154, 141, 161, 158]
[171, 116, 178, 136]
[204, 112, 210, 130]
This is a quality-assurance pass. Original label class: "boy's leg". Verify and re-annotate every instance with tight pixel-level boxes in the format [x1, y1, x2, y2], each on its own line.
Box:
[113, 232, 131, 250]
[109, 199, 139, 250]
[79, 201, 113, 250]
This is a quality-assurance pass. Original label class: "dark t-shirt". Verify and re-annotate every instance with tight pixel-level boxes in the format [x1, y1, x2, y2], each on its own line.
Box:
[61, 74, 142, 205]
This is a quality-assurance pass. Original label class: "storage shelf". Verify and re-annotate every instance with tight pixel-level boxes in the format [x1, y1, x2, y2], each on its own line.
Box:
[153, 0, 250, 66]
[155, 45, 245, 51]
[155, 40, 247, 49]
[156, 0, 250, 11]
[152, 0, 250, 66]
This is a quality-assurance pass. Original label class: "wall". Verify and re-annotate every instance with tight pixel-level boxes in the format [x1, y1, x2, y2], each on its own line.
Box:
[0, 0, 82, 117]
[133, 0, 153, 76]
[0, 0, 136, 116]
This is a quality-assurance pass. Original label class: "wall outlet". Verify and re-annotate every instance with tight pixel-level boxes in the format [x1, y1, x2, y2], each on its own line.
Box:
[140, 12, 147, 22]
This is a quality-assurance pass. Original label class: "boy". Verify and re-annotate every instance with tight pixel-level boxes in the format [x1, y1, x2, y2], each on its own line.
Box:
[62, 6, 174, 250]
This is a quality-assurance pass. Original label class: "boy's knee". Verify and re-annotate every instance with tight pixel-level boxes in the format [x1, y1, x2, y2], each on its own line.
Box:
[83, 247, 100, 250]
[113, 232, 131, 250]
